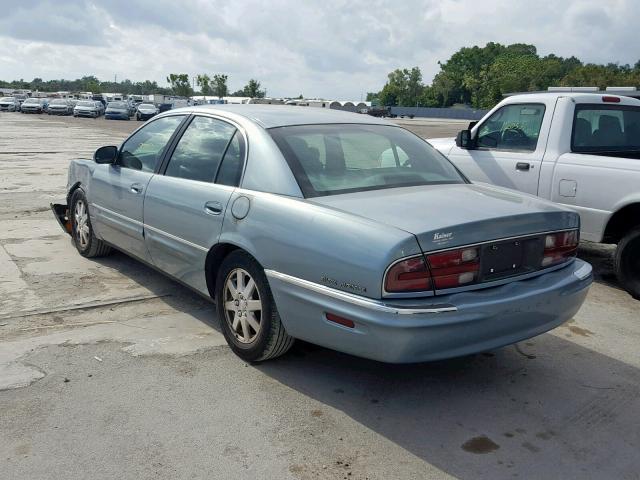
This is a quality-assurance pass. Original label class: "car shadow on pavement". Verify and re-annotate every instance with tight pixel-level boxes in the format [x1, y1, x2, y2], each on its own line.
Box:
[256, 335, 640, 479]
[92, 250, 220, 331]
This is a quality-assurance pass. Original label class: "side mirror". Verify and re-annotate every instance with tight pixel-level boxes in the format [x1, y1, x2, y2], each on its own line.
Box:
[94, 145, 118, 164]
[455, 129, 474, 149]
[468, 121, 478, 130]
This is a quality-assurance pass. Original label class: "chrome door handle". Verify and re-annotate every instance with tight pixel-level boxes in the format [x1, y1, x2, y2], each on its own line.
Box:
[130, 183, 143, 194]
[516, 162, 531, 171]
[204, 201, 223, 215]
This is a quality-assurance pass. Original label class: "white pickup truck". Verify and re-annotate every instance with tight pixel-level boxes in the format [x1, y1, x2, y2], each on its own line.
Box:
[429, 92, 640, 298]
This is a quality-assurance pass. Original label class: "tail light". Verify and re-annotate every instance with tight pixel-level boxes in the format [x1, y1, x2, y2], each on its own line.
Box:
[384, 256, 431, 292]
[542, 230, 579, 267]
[384, 230, 579, 295]
[426, 247, 480, 289]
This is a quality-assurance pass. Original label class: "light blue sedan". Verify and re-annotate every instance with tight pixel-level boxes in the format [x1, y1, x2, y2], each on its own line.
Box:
[52, 105, 592, 363]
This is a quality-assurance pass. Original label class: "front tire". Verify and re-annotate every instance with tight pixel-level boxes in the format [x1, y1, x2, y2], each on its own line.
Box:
[615, 227, 640, 299]
[70, 189, 112, 258]
[215, 251, 294, 362]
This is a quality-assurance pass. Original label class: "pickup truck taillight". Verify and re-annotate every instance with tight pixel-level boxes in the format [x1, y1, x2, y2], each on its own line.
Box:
[542, 230, 579, 267]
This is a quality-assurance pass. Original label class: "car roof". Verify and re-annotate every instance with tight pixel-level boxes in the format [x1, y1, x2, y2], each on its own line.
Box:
[167, 104, 395, 129]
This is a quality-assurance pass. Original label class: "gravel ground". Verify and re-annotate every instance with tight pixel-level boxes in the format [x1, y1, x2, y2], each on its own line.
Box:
[1, 111, 639, 480]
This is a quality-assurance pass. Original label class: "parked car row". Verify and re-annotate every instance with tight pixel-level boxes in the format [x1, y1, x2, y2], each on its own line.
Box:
[0, 95, 161, 121]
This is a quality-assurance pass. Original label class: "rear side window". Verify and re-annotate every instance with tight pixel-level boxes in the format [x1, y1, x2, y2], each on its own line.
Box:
[216, 131, 245, 186]
[477, 103, 545, 151]
[165, 116, 236, 183]
[572, 104, 640, 155]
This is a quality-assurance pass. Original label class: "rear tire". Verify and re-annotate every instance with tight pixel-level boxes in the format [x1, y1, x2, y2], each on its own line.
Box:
[70, 189, 112, 258]
[215, 250, 294, 362]
[615, 227, 640, 300]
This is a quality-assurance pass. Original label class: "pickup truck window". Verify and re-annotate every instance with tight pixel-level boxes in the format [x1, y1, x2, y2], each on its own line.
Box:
[119, 115, 186, 172]
[477, 103, 545, 152]
[572, 104, 640, 156]
[164, 116, 237, 183]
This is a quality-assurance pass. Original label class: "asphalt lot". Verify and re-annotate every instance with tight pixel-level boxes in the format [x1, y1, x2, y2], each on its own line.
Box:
[1, 111, 639, 480]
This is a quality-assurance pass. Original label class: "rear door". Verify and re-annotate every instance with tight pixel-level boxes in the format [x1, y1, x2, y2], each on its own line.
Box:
[447, 102, 549, 195]
[143, 115, 246, 294]
[90, 115, 187, 261]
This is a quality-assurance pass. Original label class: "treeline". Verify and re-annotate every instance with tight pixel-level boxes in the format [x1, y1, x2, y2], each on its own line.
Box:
[166, 73, 266, 98]
[368, 42, 640, 109]
[0, 73, 266, 98]
[0, 76, 172, 95]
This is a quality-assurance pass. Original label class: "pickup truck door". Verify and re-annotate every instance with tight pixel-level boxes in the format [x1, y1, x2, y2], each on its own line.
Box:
[143, 115, 245, 295]
[89, 115, 187, 261]
[446, 102, 551, 195]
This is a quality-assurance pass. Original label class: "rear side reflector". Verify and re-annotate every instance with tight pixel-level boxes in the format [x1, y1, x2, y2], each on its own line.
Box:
[542, 230, 579, 267]
[384, 256, 431, 293]
[602, 96, 621, 103]
[326, 313, 355, 328]
[426, 247, 480, 289]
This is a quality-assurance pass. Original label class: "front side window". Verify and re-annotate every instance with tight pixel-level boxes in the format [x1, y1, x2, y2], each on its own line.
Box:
[119, 115, 185, 171]
[572, 104, 640, 156]
[165, 116, 236, 182]
[269, 124, 466, 197]
[477, 103, 545, 151]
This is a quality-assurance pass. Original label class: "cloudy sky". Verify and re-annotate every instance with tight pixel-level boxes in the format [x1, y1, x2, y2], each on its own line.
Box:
[0, 0, 637, 99]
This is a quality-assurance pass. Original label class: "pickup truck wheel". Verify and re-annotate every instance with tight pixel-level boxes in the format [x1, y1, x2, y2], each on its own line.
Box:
[615, 227, 640, 299]
[70, 189, 112, 258]
[216, 250, 294, 362]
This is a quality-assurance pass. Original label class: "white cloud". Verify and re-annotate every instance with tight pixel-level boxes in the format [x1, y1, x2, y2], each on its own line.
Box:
[0, 0, 637, 99]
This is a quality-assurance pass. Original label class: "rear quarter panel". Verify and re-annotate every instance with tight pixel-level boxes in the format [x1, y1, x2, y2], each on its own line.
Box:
[219, 189, 422, 300]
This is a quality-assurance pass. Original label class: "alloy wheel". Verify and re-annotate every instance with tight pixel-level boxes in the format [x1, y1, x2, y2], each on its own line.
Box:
[74, 199, 90, 249]
[223, 268, 263, 344]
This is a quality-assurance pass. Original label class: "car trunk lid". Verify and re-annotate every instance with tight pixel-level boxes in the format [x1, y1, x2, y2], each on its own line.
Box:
[309, 183, 578, 252]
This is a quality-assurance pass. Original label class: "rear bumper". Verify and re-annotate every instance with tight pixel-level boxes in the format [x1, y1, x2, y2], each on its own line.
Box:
[105, 113, 128, 119]
[266, 259, 592, 363]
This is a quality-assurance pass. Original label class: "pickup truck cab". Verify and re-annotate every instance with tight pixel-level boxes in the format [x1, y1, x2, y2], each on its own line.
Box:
[429, 92, 640, 298]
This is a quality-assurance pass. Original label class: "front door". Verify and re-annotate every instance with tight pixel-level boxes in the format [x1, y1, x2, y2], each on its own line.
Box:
[447, 103, 549, 195]
[144, 115, 246, 294]
[90, 115, 187, 261]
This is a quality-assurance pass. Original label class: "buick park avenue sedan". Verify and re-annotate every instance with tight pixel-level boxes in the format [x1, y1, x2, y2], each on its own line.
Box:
[51, 106, 592, 363]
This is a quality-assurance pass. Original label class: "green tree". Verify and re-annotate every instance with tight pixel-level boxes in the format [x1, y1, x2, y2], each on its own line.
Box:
[166, 73, 193, 97]
[242, 79, 265, 98]
[196, 74, 212, 95]
[212, 74, 228, 98]
[378, 67, 424, 106]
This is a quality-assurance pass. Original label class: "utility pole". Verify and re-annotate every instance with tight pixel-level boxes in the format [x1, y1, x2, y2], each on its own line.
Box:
[114, 74, 117, 84]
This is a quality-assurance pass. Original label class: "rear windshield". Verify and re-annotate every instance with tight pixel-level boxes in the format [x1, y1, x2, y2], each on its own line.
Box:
[269, 124, 466, 197]
[572, 104, 640, 156]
